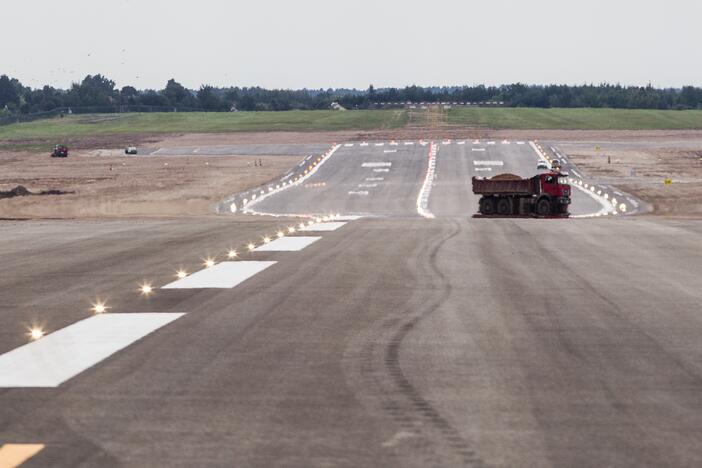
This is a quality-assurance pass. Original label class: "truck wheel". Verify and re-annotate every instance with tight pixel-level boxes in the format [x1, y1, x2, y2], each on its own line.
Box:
[536, 198, 551, 216]
[496, 198, 511, 215]
[480, 197, 496, 215]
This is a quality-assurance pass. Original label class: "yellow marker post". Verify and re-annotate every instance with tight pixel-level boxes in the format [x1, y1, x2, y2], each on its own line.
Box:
[0, 444, 44, 468]
[664, 178, 673, 185]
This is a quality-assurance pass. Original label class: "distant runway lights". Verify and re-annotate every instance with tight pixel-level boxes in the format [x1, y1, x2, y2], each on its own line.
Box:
[176, 269, 188, 279]
[139, 282, 153, 296]
[203, 257, 216, 268]
[277, 231, 285, 238]
[287, 226, 296, 234]
[28, 326, 45, 341]
[91, 301, 108, 314]
[315, 217, 322, 223]
[619, 203, 627, 213]
[262, 237, 271, 244]
[307, 220, 314, 226]
[227, 249, 238, 259]
[247, 243, 256, 252]
[298, 222, 306, 230]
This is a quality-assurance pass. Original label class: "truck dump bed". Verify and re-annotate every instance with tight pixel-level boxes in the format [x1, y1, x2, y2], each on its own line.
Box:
[471, 174, 538, 196]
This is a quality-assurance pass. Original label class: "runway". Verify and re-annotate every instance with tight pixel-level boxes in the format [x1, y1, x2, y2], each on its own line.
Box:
[1, 141, 701, 467]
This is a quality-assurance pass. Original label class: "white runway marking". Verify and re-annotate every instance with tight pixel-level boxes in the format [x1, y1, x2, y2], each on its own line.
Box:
[344, 143, 354, 147]
[302, 222, 347, 231]
[365, 177, 384, 181]
[374, 143, 385, 147]
[474, 160, 504, 166]
[472, 148, 486, 152]
[383, 150, 397, 153]
[475, 167, 492, 171]
[362, 162, 392, 168]
[517, 141, 526, 145]
[254, 236, 320, 252]
[487, 141, 496, 145]
[0, 313, 185, 387]
[163, 261, 276, 289]
[359, 183, 378, 188]
[404, 142, 415, 145]
[457, 141, 466, 145]
[373, 168, 390, 173]
[348, 190, 370, 195]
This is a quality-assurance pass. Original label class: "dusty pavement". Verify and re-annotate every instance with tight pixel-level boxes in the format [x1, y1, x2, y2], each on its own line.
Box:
[1, 141, 701, 467]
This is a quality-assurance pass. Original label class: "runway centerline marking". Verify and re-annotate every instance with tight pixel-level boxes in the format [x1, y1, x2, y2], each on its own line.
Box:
[383, 150, 397, 153]
[348, 190, 369, 196]
[163, 261, 276, 289]
[254, 236, 320, 252]
[358, 183, 378, 188]
[471, 148, 486, 152]
[365, 177, 384, 181]
[373, 168, 390, 173]
[362, 162, 392, 168]
[0, 444, 45, 467]
[0, 314, 185, 387]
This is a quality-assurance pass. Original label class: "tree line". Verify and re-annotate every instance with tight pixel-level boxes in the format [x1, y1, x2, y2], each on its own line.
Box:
[2, 74, 702, 116]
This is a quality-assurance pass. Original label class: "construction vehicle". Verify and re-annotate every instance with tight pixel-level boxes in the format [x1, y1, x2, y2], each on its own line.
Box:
[51, 145, 68, 158]
[472, 172, 571, 217]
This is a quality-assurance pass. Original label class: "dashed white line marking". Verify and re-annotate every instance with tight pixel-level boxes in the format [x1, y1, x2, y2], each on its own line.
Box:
[302, 222, 347, 232]
[516, 141, 526, 145]
[474, 160, 504, 166]
[358, 183, 378, 188]
[348, 190, 369, 195]
[487, 141, 496, 145]
[254, 236, 320, 252]
[0, 313, 185, 387]
[373, 168, 390, 173]
[404, 142, 415, 146]
[457, 141, 466, 145]
[366, 177, 384, 181]
[472, 148, 486, 152]
[344, 143, 354, 147]
[163, 261, 276, 289]
[475, 167, 492, 171]
[374, 143, 385, 147]
[383, 150, 397, 153]
[362, 162, 392, 168]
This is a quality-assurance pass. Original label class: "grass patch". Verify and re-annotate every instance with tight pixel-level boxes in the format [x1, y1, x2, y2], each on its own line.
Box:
[447, 107, 702, 130]
[0, 110, 408, 140]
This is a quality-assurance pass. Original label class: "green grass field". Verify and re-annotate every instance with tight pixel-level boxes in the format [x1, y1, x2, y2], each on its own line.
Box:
[0, 110, 407, 140]
[3, 108, 702, 142]
[447, 107, 702, 130]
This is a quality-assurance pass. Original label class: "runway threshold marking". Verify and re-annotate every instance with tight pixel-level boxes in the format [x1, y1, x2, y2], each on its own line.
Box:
[0, 444, 44, 468]
[474, 160, 504, 166]
[163, 261, 276, 289]
[362, 162, 392, 168]
[302, 222, 347, 232]
[373, 168, 390, 173]
[254, 236, 320, 252]
[471, 148, 486, 152]
[0, 314, 185, 388]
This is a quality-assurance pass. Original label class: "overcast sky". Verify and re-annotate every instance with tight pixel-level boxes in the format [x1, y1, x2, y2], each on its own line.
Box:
[3, 0, 701, 90]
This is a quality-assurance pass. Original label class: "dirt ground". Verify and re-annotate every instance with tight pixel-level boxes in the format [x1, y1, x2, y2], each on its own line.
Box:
[561, 144, 702, 217]
[3, 128, 702, 219]
[0, 149, 299, 218]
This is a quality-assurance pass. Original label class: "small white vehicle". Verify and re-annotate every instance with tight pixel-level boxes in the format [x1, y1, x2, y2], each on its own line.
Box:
[125, 146, 137, 155]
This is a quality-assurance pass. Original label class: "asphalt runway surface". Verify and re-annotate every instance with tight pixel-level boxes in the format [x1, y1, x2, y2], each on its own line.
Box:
[1, 141, 702, 467]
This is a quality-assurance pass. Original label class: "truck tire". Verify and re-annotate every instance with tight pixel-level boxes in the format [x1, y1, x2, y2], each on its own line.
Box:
[536, 198, 551, 216]
[496, 198, 511, 215]
[480, 197, 496, 215]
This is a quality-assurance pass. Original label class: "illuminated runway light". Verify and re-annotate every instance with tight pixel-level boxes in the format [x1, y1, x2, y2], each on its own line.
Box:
[299, 222, 306, 230]
[611, 198, 618, 206]
[263, 237, 271, 244]
[247, 243, 256, 252]
[597, 190, 602, 195]
[288, 226, 296, 233]
[227, 249, 238, 259]
[315, 217, 322, 223]
[139, 282, 153, 295]
[91, 301, 108, 314]
[590, 186, 595, 192]
[277, 231, 285, 238]
[307, 220, 314, 226]
[322, 216, 329, 222]
[619, 203, 627, 212]
[28, 326, 45, 341]
[604, 193, 609, 199]
[203, 257, 216, 268]
[176, 269, 188, 279]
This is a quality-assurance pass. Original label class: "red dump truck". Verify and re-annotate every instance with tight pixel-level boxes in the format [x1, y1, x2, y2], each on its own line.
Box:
[472, 172, 571, 216]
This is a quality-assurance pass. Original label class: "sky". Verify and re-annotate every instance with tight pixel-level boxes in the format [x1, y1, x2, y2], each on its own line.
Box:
[3, 0, 702, 90]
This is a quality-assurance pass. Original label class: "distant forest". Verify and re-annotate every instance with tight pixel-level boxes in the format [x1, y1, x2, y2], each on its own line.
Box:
[2, 74, 702, 116]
